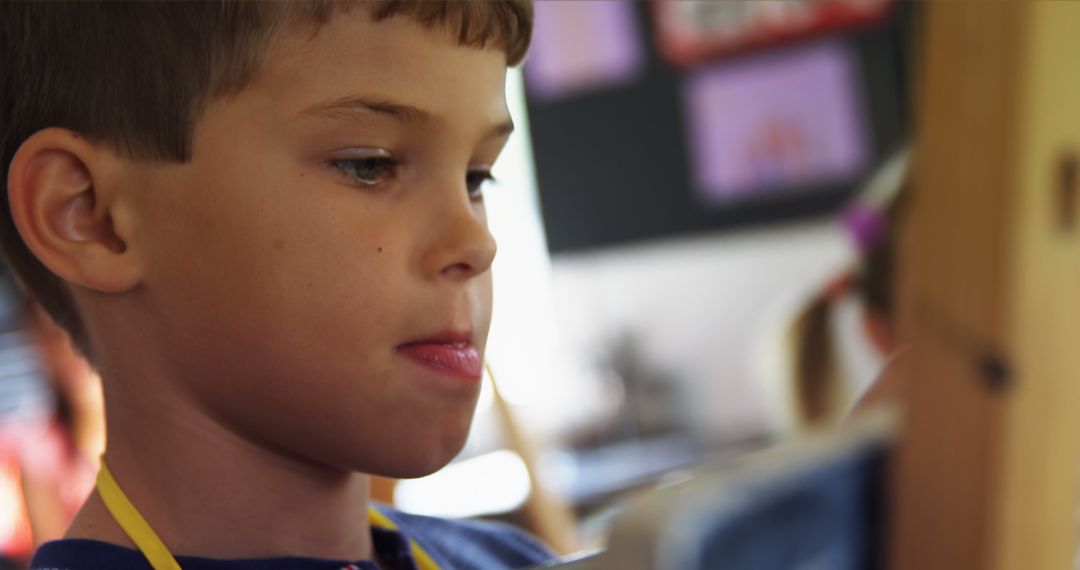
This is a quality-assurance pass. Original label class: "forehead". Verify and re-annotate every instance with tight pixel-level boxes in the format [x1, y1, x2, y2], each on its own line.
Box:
[247, 11, 510, 131]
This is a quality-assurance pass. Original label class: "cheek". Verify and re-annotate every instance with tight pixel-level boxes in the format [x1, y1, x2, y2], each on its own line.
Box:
[211, 224, 403, 352]
[261, 234, 401, 345]
[138, 160, 408, 364]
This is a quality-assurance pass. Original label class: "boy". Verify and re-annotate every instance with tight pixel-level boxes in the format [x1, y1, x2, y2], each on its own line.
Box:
[1, 1, 553, 568]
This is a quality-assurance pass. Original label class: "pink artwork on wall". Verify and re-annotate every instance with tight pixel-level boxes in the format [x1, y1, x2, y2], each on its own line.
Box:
[682, 41, 870, 203]
[524, 1, 645, 101]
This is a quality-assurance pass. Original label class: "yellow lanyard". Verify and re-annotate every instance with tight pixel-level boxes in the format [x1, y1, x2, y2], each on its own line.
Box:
[96, 462, 441, 570]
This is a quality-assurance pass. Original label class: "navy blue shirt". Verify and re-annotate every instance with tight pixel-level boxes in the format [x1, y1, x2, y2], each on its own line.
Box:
[30, 507, 553, 570]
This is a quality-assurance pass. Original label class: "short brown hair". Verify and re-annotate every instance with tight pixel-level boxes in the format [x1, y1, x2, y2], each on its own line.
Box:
[0, 0, 532, 356]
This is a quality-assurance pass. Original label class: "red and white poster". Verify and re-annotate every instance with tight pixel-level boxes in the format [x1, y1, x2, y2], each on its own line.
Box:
[654, 0, 892, 67]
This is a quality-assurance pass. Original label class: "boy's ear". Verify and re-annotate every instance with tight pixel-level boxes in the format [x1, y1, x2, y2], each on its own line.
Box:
[7, 127, 142, 294]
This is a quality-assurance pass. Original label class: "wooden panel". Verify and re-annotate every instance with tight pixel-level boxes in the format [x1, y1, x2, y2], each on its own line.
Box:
[997, 3, 1080, 568]
[891, 2, 1080, 569]
[889, 3, 1024, 567]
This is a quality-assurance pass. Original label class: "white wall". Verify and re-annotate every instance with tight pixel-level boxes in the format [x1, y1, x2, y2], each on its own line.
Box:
[548, 221, 857, 441]
[482, 70, 874, 447]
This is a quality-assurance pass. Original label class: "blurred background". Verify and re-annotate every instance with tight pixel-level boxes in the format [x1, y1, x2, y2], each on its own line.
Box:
[0, 0, 917, 566]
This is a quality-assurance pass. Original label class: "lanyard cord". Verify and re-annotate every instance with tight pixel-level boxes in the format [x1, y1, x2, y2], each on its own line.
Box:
[97, 461, 182, 570]
[96, 461, 440, 570]
[367, 504, 441, 570]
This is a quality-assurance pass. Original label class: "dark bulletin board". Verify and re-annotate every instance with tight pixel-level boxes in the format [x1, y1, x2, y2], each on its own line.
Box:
[524, 2, 911, 254]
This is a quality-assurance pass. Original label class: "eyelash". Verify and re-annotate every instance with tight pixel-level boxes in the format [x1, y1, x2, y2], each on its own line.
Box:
[329, 158, 496, 200]
[329, 157, 400, 188]
[466, 170, 496, 199]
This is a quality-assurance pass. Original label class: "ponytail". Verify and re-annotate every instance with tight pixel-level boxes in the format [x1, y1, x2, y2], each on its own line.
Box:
[789, 273, 851, 429]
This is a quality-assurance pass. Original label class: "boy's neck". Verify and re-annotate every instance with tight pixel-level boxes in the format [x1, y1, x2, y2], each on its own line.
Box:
[65, 395, 373, 562]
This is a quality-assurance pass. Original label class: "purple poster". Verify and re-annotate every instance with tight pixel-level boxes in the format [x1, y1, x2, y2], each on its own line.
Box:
[683, 41, 870, 203]
[525, 1, 644, 101]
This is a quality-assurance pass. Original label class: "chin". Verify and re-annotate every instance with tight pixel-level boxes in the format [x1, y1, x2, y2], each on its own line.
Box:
[374, 445, 465, 480]
[359, 426, 472, 480]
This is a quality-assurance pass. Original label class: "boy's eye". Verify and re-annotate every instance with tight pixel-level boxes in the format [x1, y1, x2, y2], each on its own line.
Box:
[466, 170, 495, 200]
[330, 157, 399, 187]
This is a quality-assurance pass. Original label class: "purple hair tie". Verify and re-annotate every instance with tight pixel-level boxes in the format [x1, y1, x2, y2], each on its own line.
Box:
[842, 202, 888, 253]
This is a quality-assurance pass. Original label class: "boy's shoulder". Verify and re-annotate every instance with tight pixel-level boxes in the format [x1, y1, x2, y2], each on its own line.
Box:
[382, 506, 554, 569]
[29, 506, 553, 570]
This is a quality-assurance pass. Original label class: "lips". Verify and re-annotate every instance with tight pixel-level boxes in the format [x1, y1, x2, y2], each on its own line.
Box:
[396, 332, 482, 381]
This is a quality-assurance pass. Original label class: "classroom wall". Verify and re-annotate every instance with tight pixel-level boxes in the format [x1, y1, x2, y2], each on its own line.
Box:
[548, 220, 859, 443]
[484, 71, 879, 449]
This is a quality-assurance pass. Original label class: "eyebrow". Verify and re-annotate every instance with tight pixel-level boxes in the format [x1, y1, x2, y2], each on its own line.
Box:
[298, 95, 515, 140]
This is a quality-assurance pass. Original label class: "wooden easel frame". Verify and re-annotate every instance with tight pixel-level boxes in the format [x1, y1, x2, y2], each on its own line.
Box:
[889, 3, 1080, 568]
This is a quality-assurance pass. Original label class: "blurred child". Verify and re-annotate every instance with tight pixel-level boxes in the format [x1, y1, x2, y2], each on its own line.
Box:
[787, 149, 909, 429]
[0, 290, 101, 568]
[21, 303, 103, 540]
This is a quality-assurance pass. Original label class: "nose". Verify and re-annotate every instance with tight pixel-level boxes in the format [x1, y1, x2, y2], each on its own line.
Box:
[420, 193, 497, 282]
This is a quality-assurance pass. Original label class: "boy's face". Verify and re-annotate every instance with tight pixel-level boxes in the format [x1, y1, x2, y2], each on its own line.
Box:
[120, 12, 511, 477]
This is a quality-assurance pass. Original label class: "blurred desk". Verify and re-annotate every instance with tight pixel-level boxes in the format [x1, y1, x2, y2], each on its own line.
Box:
[536, 412, 892, 570]
[546, 433, 769, 514]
